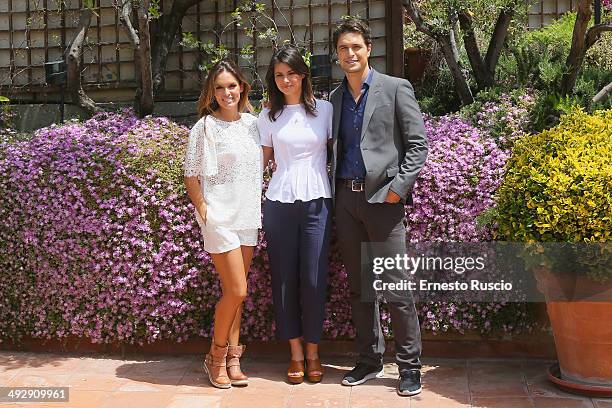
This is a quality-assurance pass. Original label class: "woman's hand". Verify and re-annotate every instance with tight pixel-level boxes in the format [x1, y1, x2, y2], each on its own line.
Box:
[184, 176, 208, 223]
[262, 146, 276, 172]
[267, 159, 277, 172]
[196, 203, 208, 224]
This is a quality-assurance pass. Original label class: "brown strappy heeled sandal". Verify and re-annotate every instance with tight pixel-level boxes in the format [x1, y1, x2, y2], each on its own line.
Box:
[306, 358, 324, 383]
[287, 359, 305, 384]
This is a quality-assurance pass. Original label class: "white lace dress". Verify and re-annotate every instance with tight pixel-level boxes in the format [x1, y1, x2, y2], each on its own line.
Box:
[184, 113, 262, 251]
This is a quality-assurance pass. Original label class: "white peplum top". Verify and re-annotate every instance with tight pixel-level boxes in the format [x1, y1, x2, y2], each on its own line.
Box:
[257, 99, 332, 203]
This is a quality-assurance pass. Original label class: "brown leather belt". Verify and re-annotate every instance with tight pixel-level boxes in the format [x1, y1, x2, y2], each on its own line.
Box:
[338, 179, 365, 192]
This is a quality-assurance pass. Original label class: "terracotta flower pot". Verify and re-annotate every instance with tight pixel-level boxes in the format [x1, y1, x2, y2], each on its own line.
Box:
[404, 47, 431, 85]
[535, 268, 612, 395]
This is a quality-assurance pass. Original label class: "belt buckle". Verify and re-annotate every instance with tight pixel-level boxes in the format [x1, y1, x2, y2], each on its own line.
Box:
[351, 180, 364, 192]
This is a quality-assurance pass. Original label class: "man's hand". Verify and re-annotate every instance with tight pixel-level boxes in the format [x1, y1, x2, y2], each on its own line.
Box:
[384, 189, 402, 203]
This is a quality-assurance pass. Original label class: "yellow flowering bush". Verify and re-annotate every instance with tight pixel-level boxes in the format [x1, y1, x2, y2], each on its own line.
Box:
[495, 108, 611, 244]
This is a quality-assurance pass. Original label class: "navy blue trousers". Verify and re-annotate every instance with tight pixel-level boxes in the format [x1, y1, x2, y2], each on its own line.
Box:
[263, 197, 332, 343]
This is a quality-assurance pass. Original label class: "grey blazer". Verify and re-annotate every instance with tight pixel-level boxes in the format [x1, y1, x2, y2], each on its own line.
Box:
[330, 69, 428, 204]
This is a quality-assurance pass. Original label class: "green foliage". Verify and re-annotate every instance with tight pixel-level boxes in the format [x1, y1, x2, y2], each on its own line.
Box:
[0, 95, 17, 142]
[494, 11, 612, 132]
[182, 1, 280, 87]
[403, 20, 436, 49]
[407, 0, 526, 114]
[574, 65, 612, 110]
[508, 12, 575, 91]
[586, 32, 612, 72]
[495, 108, 612, 245]
[409, 0, 521, 36]
[148, 0, 162, 19]
[340, 14, 363, 20]
[180, 33, 230, 76]
[526, 74, 612, 133]
[416, 65, 462, 115]
[527, 91, 575, 133]
[119, 119, 187, 198]
[182, 2, 312, 95]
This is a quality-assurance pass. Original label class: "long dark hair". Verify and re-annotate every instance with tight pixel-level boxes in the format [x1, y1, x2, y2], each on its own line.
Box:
[197, 59, 253, 118]
[265, 45, 317, 122]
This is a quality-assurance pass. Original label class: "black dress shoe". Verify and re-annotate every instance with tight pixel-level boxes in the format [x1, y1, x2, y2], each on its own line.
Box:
[341, 363, 384, 386]
[397, 369, 422, 396]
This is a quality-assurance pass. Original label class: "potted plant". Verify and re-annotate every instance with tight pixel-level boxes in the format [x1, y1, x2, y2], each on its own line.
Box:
[494, 108, 612, 396]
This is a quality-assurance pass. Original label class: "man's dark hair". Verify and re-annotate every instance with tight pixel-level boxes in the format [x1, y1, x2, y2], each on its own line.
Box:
[332, 17, 372, 50]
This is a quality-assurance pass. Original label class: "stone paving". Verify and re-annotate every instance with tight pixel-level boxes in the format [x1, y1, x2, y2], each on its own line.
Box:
[1, 351, 610, 407]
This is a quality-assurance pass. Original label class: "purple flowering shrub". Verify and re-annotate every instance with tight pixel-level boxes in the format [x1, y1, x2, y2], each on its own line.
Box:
[409, 115, 509, 242]
[404, 115, 536, 334]
[1, 110, 225, 344]
[0, 110, 533, 344]
[459, 89, 536, 150]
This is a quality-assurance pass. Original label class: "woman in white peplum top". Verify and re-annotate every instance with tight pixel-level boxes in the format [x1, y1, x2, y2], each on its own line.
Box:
[257, 45, 333, 384]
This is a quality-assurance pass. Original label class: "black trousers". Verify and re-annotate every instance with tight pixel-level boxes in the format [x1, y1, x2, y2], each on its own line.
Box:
[263, 197, 332, 343]
[335, 184, 422, 370]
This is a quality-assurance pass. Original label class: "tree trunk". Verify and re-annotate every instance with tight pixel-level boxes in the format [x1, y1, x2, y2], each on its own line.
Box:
[402, 0, 474, 105]
[119, 0, 153, 117]
[150, 0, 200, 94]
[561, 0, 592, 95]
[65, 8, 99, 115]
[135, 1, 154, 116]
[458, 11, 493, 90]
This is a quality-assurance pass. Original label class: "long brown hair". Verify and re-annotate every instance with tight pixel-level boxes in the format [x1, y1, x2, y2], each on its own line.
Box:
[265, 45, 317, 122]
[197, 59, 253, 118]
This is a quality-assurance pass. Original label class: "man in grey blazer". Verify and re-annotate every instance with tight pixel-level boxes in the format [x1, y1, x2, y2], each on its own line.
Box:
[330, 18, 428, 396]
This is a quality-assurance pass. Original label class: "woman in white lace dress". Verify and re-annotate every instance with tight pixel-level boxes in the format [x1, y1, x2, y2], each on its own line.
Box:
[184, 60, 262, 389]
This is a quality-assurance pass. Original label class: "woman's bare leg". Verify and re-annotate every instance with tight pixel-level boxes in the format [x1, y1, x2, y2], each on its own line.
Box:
[289, 337, 304, 361]
[305, 342, 319, 360]
[211, 248, 248, 347]
[228, 245, 254, 346]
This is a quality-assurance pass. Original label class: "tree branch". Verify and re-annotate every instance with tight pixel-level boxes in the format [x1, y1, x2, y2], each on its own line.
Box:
[585, 23, 612, 50]
[593, 81, 612, 103]
[403, 0, 473, 105]
[561, 0, 592, 95]
[118, 0, 153, 116]
[402, 0, 436, 38]
[65, 7, 99, 115]
[458, 11, 492, 89]
[438, 31, 474, 105]
[119, 0, 139, 47]
[151, 0, 200, 93]
[485, 4, 516, 75]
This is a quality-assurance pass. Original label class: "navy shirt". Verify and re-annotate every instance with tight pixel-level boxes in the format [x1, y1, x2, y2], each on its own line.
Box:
[337, 68, 374, 180]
